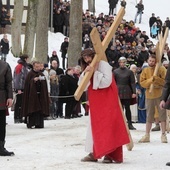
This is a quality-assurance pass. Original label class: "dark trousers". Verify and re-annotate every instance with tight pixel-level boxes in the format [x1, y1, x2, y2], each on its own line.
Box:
[0, 110, 6, 141]
[65, 100, 77, 118]
[14, 93, 23, 122]
[62, 57, 66, 69]
[57, 101, 63, 117]
[109, 8, 114, 15]
[50, 101, 58, 117]
[54, 25, 63, 33]
[120, 99, 132, 123]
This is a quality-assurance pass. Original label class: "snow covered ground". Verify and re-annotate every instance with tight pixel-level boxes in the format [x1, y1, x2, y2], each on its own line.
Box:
[1, 0, 170, 169]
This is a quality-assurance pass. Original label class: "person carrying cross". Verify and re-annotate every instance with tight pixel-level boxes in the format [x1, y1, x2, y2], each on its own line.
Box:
[79, 48, 129, 163]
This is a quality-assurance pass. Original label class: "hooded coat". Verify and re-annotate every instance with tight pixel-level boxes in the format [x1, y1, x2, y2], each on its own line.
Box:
[21, 69, 49, 117]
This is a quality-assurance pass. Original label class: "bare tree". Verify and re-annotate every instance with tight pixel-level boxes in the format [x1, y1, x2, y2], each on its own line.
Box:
[11, 0, 23, 57]
[67, 0, 83, 67]
[23, 0, 37, 61]
[88, 0, 95, 14]
[34, 0, 50, 63]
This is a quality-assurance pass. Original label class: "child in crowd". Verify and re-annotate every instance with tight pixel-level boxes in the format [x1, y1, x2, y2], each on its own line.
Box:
[49, 69, 59, 119]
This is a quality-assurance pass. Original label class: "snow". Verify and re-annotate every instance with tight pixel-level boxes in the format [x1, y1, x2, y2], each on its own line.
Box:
[2, 0, 170, 169]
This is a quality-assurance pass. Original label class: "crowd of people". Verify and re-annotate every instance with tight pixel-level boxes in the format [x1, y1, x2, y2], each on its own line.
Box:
[1, 0, 170, 166]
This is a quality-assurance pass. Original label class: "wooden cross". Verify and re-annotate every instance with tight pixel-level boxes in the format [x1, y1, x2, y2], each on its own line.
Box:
[74, 7, 134, 151]
[74, 7, 125, 100]
[149, 27, 169, 93]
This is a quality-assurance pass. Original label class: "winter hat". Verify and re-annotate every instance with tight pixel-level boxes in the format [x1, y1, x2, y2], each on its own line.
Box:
[49, 69, 56, 76]
[44, 63, 48, 68]
[163, 60, 169, 65]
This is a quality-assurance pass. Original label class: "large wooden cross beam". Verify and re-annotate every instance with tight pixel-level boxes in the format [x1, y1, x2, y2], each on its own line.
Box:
[74, 7, 134, 151]
[74, 7, 125, 100]
[149, 27, 169, 93]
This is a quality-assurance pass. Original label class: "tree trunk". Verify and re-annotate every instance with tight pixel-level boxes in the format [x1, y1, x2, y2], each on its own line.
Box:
[67, 0, 82, 67]
[23, 0, 37, 61]
[88, 0, 95, 14]
[6, 0, 10, 12]
[34, 0, 49, 63]
[0, 0, 2, 11]
[11, 0, 23, 57]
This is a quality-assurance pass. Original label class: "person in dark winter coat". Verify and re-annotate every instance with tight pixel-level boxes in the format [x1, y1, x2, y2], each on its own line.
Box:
[0, 60, 14, 156]
[106, 45, 119, 70]
[156, 16, 162, 35]
[13, 54, 29, 123]
[160, 64, 170, 166]
[0, 34, 9, 62]
[140, 31, 149, 43]
[21, 61, 49, 129]
[0, 7, 10, 34]
[134, 0, 144, 24]
[165, 17, 170, 29]
[53, 9, 64, 33]
[149, 13, 157, 36]
[121, 0, 126, 8]
[108, 0, 118, 15]
[59, 68, 78, 119]
[137, 46, 149, 67]
[125, 32, 135, 44]
[51, 60, 64, 76]
[63, 10, 70, 37]
[60, 37, 69, 70]
[50, 51, 60, 66]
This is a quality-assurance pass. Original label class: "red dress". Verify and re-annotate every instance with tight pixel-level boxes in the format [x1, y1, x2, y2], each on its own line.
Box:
[88, 77, 130, 162]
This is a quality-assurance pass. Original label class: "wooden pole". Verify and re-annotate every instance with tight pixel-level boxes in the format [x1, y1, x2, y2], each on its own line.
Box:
[74, 7, 125, 101]
[149, 27, 169, 93]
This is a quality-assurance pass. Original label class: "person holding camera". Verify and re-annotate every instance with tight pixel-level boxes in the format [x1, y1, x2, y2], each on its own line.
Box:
[21, 61, 49, 129]
[134, 0, 144, 24]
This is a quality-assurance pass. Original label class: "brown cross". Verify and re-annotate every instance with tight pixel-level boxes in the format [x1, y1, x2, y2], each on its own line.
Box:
[74, 7, 134, 151]
[149, 28, 169, 93]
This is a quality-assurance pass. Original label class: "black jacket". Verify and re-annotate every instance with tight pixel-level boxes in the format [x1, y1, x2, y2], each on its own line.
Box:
[0, 60, 13, 110]
[0, 38, 9, 54]
[135, 3, 144, 13]
[149, 16, 157, 27]
[58, 74, 78, 103]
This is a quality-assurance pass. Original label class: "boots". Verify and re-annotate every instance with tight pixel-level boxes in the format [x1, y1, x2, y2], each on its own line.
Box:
[128, 122, 136, 130]
[151, 124, 160, 131]
[0, 141, 14, 156]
